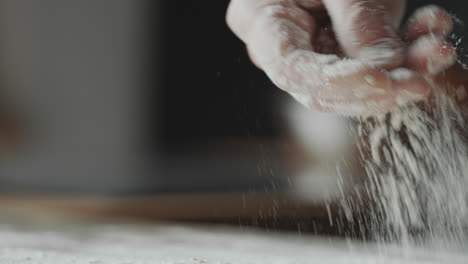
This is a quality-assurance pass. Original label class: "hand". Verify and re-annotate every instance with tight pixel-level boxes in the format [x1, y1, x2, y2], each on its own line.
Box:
[227, 0, 456, 116]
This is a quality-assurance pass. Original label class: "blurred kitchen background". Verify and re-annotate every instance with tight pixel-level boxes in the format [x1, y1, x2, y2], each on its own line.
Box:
[0, 0, 466, 199]
[0, 0, 350, 199]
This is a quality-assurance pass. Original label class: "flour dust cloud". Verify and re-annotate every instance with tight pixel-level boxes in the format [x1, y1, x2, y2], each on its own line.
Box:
[341, 87, 468, 246]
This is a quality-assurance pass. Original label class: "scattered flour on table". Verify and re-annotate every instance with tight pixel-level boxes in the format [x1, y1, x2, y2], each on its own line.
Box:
[0, 220, 467, 264]
[342, 87, 468, 246]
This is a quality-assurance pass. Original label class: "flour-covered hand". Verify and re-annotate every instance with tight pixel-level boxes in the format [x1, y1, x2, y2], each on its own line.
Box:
[227, 0, 456, 116]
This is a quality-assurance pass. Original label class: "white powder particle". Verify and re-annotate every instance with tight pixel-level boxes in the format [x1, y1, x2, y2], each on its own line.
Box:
[389, 68, 414, 81]
[343, 86, 468, 245]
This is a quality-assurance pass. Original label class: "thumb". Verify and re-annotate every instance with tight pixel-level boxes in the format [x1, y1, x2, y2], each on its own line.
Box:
[323, 0, 406, 68]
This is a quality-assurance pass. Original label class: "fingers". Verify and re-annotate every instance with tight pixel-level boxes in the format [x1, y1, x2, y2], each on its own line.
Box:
[406, 35, 456, 75]
[318, 68, 429, 116]
[226, 0, 257, 42]
[322, 0, 407, 68]
[403, 5, 453, 42]
[226, 0, 313, 42]
[228, 0, 430, 116]
[272, 51, 430, 116]
[242, 1, 316, 70]
[403, 5, 457, 76]
[227, 0, 314, 66]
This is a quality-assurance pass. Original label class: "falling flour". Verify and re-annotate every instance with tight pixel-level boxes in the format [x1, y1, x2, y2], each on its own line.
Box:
[342, 85, 468, 246]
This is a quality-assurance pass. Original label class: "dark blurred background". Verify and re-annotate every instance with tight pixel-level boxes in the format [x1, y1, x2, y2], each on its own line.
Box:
[154, 0, 292, 193]
[0, 0, 297, 195]
[0, 0, 467, 196]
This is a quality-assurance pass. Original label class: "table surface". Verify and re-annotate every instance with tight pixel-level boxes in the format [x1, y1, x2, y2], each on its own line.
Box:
[0, 195, 467, 263]
[0, 213, 467, 264]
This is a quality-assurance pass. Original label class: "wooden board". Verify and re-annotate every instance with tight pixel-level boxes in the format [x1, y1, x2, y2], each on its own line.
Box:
[0, 192, 333, 221]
